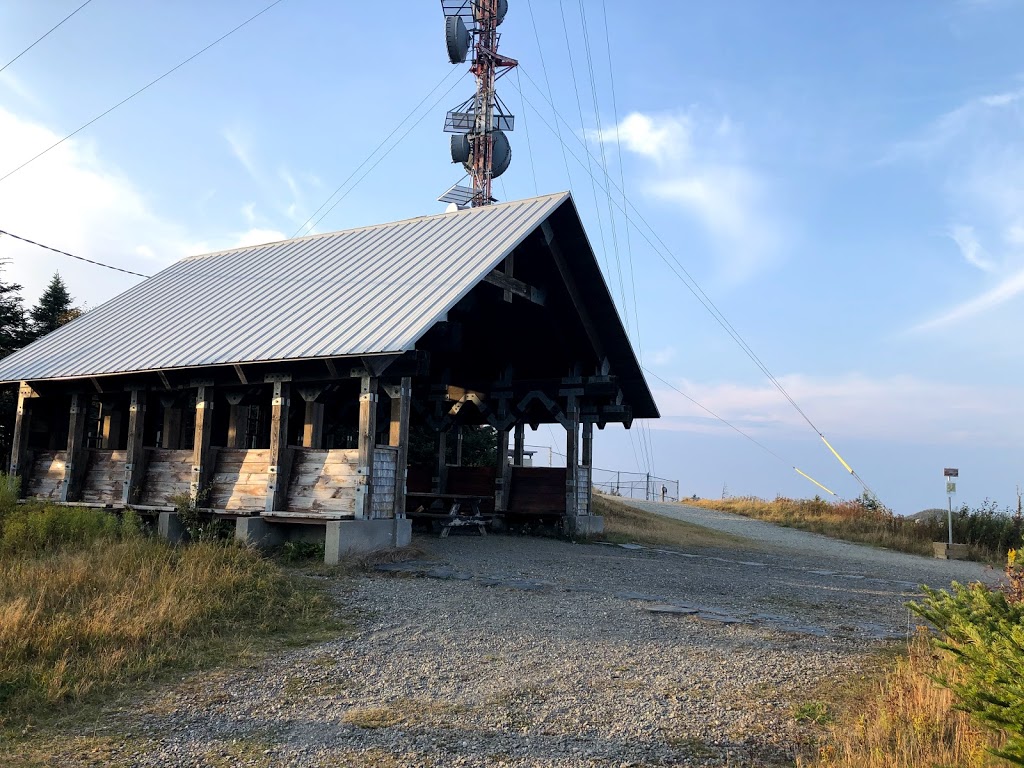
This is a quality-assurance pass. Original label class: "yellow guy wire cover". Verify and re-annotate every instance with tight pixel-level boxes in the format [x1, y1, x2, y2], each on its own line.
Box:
[793, 467, 836, 496]
[820, 435, 854, 475]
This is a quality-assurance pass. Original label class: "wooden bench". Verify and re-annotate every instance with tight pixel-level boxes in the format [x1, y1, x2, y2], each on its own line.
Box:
[407, 492, 491, 537]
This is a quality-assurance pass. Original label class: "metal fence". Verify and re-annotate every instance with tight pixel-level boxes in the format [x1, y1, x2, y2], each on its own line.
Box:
[591, 469, 679, 503]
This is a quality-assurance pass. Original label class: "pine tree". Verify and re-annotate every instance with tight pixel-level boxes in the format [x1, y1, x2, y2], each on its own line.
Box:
[0, 262, 28, 358]
[0, 262, 29, 467]
[29, 272, 78, 339]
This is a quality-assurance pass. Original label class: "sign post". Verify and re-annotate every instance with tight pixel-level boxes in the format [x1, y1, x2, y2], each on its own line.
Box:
[943, 468, 959, 546]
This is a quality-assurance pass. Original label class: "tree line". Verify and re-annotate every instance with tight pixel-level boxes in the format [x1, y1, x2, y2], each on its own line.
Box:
[0, 264, 81, 463]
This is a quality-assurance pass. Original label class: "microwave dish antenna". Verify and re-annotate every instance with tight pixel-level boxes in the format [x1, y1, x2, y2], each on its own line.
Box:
[437, 0, 518, 208]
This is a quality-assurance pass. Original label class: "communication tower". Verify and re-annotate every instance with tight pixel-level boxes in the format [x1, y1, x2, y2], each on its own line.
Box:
[438, 0, 518, 208]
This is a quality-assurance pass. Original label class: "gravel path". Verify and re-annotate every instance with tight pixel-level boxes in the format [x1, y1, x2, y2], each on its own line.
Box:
[33, 502, 999, 768]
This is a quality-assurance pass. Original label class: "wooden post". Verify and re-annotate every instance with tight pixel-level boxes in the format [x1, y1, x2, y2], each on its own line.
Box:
[9, 382, 36, 495]
[433, 430, 447, 494]
[513, 423, 525, 466]
[302, 402, 324, 449]
[565, 399, 580, 518]
[122, 389, 148, 505]
[161, 395, 182, 449]
[60, 392, 89, 502]
[190, 385, 215, 505]
[225, 392, 249, 449]
[581, 420, 593, 515]
[389, 377, 412, 518]
[265, 380, 291, 513]
[453, 425, 464, 466]
[356, 375, 378, 519]
[495, 426, 510, 513]
[100, 399, 123, 449]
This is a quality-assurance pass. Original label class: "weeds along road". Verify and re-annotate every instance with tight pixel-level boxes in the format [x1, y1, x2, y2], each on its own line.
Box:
[17, 502, 1000, 768]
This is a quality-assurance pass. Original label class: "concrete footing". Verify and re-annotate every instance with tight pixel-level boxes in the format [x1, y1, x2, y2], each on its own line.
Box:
[325, 518, 412, 565]
[157, 511, 185, 543]
[933, 542, 971, 560]
[568, 515, 605, 537]
[235, 516, 285, 548]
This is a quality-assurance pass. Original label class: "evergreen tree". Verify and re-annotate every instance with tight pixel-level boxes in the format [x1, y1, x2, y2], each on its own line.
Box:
[29, 272, 79, 339]
[0, 262, 28, 358]
[0, 262, 28, 467]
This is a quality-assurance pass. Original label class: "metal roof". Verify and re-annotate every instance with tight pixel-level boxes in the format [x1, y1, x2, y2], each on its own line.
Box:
[0, 193, 571, 383]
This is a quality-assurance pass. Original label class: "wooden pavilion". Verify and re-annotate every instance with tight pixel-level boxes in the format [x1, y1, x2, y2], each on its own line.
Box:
[0, 192, 658, 561]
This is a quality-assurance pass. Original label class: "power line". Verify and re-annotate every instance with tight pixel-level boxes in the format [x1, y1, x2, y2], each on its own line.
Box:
[600, 0, 655, 474]
[293, 71, 470, 236]
[643, 366, 836, 497]
[0, 229, 150, 278]
[0, 0, 93, 75]
[0, 0, 286, 186]
[291, 67, 464, 238]
[508, 70, 871, 497]
[515, 67, 539, 196]
[525, 0, 573, 188]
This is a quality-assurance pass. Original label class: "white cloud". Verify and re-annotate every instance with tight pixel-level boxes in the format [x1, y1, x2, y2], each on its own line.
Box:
[894, 87, 1024, 330]
[231, 227, 287, 248]
[0, 106, 195, 305]
[223, 127, 259, 182]
[594, 110, 785, 284]
[649, 345, 676, 366]
[912, 267, 1024, 331]
[949, 225, 997, 271]
[651, 372, 1021, 445]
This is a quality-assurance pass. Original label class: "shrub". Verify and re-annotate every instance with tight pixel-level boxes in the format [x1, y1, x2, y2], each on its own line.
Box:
[910, 559, 1024, 765]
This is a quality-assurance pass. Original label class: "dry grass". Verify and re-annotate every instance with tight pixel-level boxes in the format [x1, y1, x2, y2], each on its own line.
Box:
[0, 506, 340, 733]
[593, 493, 754, 550]
[341, 699, 467, 729]
[800, 631, 1008, 768]
[688, 496, 956, 557]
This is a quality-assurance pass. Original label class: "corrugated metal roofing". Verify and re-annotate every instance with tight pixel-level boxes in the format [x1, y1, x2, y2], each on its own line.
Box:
[0, 193, 570, 383]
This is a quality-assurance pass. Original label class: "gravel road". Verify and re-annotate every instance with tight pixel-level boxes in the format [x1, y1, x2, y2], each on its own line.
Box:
[35, 501, 998, 768]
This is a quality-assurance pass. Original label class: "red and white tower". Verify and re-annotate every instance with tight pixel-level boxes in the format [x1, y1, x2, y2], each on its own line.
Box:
[439, 0, 518, 208]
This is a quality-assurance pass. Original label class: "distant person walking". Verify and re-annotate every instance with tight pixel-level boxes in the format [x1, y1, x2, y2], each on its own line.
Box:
[661, 485, 667, 502]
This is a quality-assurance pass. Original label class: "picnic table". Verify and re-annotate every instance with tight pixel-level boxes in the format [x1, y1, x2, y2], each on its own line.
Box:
[406, 491, 491, 537]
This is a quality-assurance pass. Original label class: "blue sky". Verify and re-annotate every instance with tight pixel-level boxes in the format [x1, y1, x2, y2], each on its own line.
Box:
[1, 0, 1023, 514]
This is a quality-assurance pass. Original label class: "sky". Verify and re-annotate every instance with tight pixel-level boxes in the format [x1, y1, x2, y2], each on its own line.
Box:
[1, 0, 1023, 515]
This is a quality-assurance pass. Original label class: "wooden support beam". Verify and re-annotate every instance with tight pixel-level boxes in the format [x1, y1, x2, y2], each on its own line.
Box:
[302, 401, 324, 449]
[9, 382, 36, 496]
[123, 389, 148, 505]
[514, 423, 525, 466]
[233, 364, 248, 385]
[564, 398, 580, 518]
[495, 426, 510, 513]
[453, 425, 464, 466]
[100, 399, 123, 449]
[265, 380, 291, 513]
[356, 375, 378, 519]
[226, 403, 250, 449]
[390, 377, 412, 518]
[433, 430, 447, 494]
[61, 393, 89, 503]
[160, 394, 182, 449]
[190, 385, 215, 505]
[541, 221, 605, 360]
[483, 269, 546, 306]
[581, 420, 594, 515]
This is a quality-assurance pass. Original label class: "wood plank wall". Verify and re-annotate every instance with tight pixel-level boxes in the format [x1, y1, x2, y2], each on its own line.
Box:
[80, 450, 126, 504]
[209, 449, 270, 511]
[286, 448, 360, 515]
[27, 451, 65, 500]
[137, 449, 193, 506]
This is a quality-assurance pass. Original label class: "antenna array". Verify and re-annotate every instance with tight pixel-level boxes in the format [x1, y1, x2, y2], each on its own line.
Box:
[438, 0, 518, 209]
